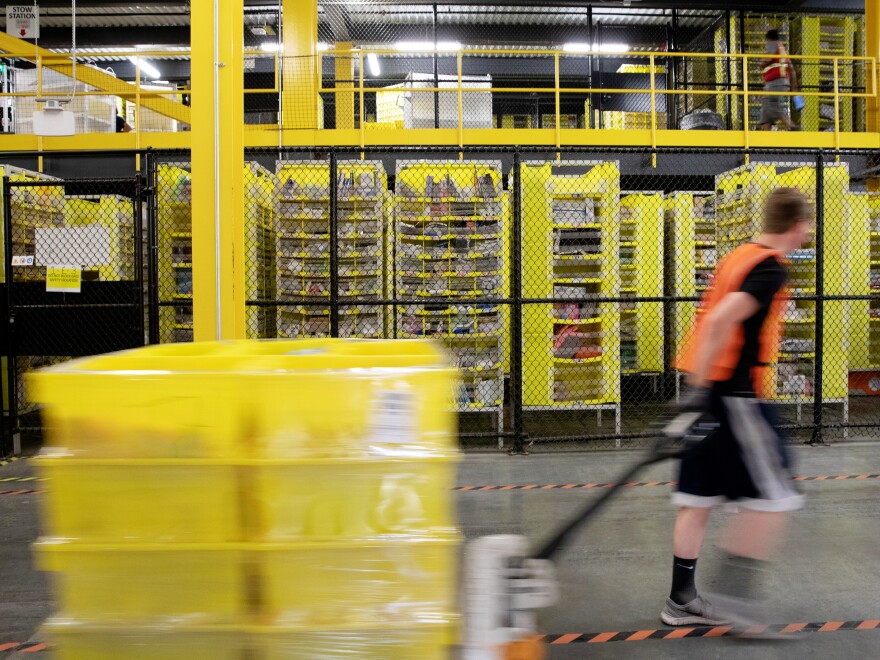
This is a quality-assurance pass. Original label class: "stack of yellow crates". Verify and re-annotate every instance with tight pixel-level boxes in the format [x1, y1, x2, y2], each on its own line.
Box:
[30, 339, 461, 659]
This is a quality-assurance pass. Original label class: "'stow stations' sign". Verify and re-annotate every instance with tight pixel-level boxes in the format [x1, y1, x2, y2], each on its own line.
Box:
[6, 5, 39, 39]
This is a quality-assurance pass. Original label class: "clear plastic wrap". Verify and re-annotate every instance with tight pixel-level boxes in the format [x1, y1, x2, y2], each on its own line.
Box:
[30, 339, 461, 658]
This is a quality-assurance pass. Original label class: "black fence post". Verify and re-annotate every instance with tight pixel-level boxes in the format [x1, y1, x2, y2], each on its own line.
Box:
[811, 151, 826, 445]
[134, 173, 147, 346]
[329, 152, 339, 337]
[510, 150, 526, 454]
[145, 153, 160, 345]
[2, 176, 17, 453]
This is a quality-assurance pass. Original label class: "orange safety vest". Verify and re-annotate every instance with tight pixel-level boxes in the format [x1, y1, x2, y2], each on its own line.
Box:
[763, 42, 789, 83]
[675, 243, 788, 397]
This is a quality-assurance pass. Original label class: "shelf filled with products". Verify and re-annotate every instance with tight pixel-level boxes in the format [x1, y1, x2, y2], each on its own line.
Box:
[244, 162, 277, 338]
[619, 192, 664, 375]
[520, 161, 620, 430]
[791, 14, 856, 132]
[63, 195, 137, 282]
[714, 162, 850, 425]
[157, 163, 193, 343]
[848, 192, 880, 370]
[394, 160, 507, 429]
[664, 192, 715, 396]
[275, 160, 387, 339]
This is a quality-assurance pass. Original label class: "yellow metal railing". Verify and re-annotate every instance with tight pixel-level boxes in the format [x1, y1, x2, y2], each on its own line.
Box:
[317, 47, 878, 150]
[0, 45, 874, 150]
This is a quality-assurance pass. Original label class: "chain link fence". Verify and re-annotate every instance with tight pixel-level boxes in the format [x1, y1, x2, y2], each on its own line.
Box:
[2, 146, 879, 454]
[271, 4, 866, 134]
[169, 146, 879, 452]
[2, 175, 147, 443]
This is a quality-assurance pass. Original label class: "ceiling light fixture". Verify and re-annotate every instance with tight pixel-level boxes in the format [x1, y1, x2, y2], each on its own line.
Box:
[366, 53, 381, 76]
[394, 40, 461, 52]
[128, 57, 161, 80]
[316, 42, 330, 52]
[562, 42, 630, 54]
[260, 42, 283, 53]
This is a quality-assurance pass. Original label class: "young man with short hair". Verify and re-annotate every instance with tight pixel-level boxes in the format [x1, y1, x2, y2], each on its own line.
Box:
[660, 187, 812, 627]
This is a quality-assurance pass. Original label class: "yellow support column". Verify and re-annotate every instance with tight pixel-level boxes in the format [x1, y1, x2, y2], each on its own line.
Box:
[335, 42, 355, 130]
[868, 0, 880, 191]
[192, 0, 246, 340]
[283, 0, 319, 129]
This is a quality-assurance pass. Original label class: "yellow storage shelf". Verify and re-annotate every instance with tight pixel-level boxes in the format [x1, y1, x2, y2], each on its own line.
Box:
[521, 160, 621, 413]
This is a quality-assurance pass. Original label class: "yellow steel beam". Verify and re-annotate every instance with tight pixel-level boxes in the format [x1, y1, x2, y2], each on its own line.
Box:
[0, 32, 190, 124]
[282, 0, 319, 129]
[191, 0, 245, 340]
[335, 42, 354, 130]
[868, 0, 880, 190]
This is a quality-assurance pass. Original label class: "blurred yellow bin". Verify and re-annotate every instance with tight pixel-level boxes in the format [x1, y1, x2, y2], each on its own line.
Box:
[35, 542, 245, 624]
[28, 339, 458, 459]
[247, 457, 458, 540]
[41, 622, 246, 660]
[41, 622, 454, 660]
[36, 459, 242, 543]
[256, 536, 460, 627]
[251, 623, 457, 660]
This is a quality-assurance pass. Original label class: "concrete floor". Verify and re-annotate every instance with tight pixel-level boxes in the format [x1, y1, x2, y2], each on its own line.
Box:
[1, 443, 879, 658]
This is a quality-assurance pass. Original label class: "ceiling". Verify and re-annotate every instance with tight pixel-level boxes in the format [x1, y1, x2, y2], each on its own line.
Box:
[0, 2, 862, 55]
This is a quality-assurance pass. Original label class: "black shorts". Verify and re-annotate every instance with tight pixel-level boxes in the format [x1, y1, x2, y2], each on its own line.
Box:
[673, 391, 803, 512]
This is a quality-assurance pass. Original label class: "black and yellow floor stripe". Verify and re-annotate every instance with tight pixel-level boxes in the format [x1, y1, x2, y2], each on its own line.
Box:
[542, 619, 880, 644]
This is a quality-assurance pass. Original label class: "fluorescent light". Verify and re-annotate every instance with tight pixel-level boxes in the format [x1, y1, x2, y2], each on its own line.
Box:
[599, 43, 630, 53]
[128, 57, 161, 80]
[394, 40, 461, 52]
[316, 42, 330, 52]
[562, 42, 630, 54]
[562, 42, 593, 53]
[260, 42, 283, 52]
[435, 41, 462, 51]
[366, 53, 381, 76]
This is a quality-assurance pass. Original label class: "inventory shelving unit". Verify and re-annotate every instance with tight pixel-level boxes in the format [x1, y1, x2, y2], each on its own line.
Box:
[619, 191, 664, 377]
[244, 162, 277, 338]
[275, 160, 387, 339]
[393, 159, 507, 435]
[156, 163, 193, 343]
[791, 14, 857, 132]
[521, 160, 621, 434]
[714, 162, 850, 429]
[664, 191, 716, 398]
[847, 192, 880, 371]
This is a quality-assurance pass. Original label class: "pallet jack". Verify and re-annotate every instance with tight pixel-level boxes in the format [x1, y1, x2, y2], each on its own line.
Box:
[461, 411, 715, 660]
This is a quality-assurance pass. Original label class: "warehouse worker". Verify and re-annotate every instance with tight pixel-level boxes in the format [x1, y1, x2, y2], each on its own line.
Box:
[760, 29, 799, 131]
[660, 187, 811, 628]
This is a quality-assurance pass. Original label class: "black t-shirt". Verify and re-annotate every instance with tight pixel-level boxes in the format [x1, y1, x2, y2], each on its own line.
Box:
[716, 250, 788, 394]
[116, 115, 126, 132]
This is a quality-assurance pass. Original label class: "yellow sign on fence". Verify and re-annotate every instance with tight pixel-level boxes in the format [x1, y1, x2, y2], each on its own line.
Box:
[46, 266, 81, 293]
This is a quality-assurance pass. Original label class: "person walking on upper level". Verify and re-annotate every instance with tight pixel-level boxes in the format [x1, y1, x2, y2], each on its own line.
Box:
[760, 29, 799, 131]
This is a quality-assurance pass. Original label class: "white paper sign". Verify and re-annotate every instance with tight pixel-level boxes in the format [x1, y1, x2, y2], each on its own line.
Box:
[6, 5, 39, 39]
[35, 225, 110, 267]
[11, 255, 34, 266]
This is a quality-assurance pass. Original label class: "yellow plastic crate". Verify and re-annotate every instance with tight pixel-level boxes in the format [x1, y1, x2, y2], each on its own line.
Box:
[252, 623, 457, 659]
[35, 543, 244, 624]
[42, 622, 245, 660]
[246, 457, 458, 540]
[28, 339, 458, 459]
[37, 459, 241, 543]
[256, 536, 459, 627]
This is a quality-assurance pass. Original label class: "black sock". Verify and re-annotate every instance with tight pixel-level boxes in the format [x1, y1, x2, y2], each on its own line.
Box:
[670, 556, 698, 605]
